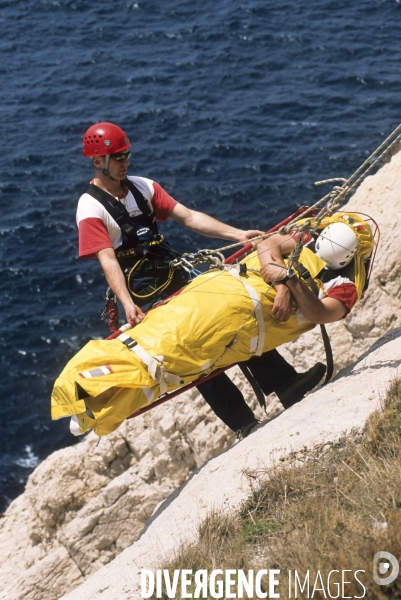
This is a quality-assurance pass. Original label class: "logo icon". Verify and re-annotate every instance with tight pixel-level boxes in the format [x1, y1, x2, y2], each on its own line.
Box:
[373, 551, 399, 585]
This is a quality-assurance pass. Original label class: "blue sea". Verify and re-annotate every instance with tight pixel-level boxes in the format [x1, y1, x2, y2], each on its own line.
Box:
[1, 0, 400, 511]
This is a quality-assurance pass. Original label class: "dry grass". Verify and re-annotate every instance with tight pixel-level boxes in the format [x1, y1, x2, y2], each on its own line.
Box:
[153, 379, 401, 599]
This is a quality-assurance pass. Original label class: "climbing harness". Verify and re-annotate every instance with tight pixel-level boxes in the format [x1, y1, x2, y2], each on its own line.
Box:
[85, 179, 162, 254]
[87, 177, 195, 317]
[126, 257, 175, 300]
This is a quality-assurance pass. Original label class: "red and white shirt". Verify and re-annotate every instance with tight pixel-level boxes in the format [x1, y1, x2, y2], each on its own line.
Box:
[318, 274, 357, 315]
[77, 176, 177, 258]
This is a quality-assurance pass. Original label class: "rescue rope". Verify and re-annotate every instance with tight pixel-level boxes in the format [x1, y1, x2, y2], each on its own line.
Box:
[127, 257, 175, 299]
[191, 122, 401, 270]
[281, 122, 401, 267]
[101, 289, 120, 332]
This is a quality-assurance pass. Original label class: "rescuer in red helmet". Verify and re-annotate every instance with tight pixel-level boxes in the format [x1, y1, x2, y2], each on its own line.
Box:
[76, 121, 326, 438]
[78, 121, 264, 324]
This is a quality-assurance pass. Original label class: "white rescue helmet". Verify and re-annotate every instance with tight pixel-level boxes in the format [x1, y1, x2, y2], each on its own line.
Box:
[315, 222, 358, 270]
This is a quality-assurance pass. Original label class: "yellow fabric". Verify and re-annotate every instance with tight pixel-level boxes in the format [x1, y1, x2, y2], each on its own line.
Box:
[51, 266, 315, 436]
[51, 211, 374, 437]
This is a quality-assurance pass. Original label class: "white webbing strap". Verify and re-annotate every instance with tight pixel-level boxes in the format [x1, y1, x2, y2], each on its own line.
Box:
[228, 268, 265, 356]
[118, 333, 182, 395]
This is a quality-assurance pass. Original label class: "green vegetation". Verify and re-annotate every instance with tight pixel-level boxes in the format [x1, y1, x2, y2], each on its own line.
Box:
[153, 379, 401, 599]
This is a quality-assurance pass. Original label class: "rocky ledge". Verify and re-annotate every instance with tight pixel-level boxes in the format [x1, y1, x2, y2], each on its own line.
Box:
[1, 149, 401, 600]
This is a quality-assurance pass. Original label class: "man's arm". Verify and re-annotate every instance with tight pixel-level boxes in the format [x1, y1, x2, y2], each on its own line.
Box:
[170, 202, 264, 242]
[97, 248, 145, 324]
[257, 232, 297, 322]
[257, 232, 297, 268]
[286, 277, 347, 323]
[260, 253, 347, 324]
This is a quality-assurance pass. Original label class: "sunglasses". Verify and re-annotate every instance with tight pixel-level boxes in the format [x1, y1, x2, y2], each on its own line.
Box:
[110, 150, 131, 162]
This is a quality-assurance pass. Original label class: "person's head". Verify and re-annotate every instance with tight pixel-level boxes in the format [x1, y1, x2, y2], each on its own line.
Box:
[82, 122, 131, 180]
[315, 221, 358, 270]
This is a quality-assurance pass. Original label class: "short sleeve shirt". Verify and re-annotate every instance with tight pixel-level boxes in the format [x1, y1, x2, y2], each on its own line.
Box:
[76, 176, 177, 258]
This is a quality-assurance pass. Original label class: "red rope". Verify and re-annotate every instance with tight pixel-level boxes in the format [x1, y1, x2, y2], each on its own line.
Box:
[106, 298, 119, 332]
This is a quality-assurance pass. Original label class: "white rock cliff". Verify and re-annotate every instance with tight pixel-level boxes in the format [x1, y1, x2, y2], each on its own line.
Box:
[0, 149, 400, 600]
[60, 327, 401, 600]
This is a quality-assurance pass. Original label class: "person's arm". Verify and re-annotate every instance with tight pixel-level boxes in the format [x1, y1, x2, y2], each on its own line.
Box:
[97, 248, 145, 324]
[257, 233, 297, 322]
[259, 253, 347, 324]
[257, 232, 296, 269]
[170, 202, 264, 242]
[286, 276, 347, 323]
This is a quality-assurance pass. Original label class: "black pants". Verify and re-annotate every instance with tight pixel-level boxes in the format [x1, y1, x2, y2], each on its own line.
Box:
[197, 350, 297, 432]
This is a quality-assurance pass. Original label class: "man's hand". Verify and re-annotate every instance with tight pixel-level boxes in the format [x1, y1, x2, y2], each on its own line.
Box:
[260, 252, 292, 321]
[237, 230, 265, 244]
[260, 252, 287, 284]
[123, 301, 145, 325]
[97, 248, 146, 326]
[271, 284, 292, 322]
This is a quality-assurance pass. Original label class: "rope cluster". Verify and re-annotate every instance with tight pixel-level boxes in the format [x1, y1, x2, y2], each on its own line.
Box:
[191, 122, 401, 273]
[281, 123, 401, 269]
[170, 249, 227, 273]
[101, 290, 120, 332]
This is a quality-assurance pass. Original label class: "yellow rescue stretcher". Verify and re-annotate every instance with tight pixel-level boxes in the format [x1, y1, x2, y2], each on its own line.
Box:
[51, 211, 375, 437]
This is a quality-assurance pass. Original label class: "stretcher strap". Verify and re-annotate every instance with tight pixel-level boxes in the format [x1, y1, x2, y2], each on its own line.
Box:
[118, 333, 183, 395]
[228, 268, 265, 356]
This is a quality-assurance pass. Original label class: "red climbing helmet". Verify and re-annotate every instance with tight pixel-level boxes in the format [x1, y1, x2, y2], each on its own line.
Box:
[82, 122, 130, 157]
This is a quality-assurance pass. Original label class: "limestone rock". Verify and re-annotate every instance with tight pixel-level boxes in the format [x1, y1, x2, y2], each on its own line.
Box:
[0, 370, 262, 600]
[59, 328, 401, 600]
[0, 149, 400, 600]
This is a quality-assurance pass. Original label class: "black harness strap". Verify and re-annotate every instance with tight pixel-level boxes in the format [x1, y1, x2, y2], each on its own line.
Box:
[297, 264, 334, 386]
[85, 180, 157, 248]
[85, 183, 147, 245]
[238, 364, 267, 409]
[86, 180, 188, 313]
[122, 178, 156, 221]
[319, 323, 334, 385]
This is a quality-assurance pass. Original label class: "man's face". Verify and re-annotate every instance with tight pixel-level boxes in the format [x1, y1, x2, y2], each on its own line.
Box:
[94, 150, 131, 180]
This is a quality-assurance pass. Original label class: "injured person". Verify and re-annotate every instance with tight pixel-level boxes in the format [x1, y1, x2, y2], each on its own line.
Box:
[51, 212, 374, 438]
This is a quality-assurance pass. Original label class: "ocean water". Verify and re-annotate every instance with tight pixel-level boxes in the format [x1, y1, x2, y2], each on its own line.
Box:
[1, 0, 400, 511]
